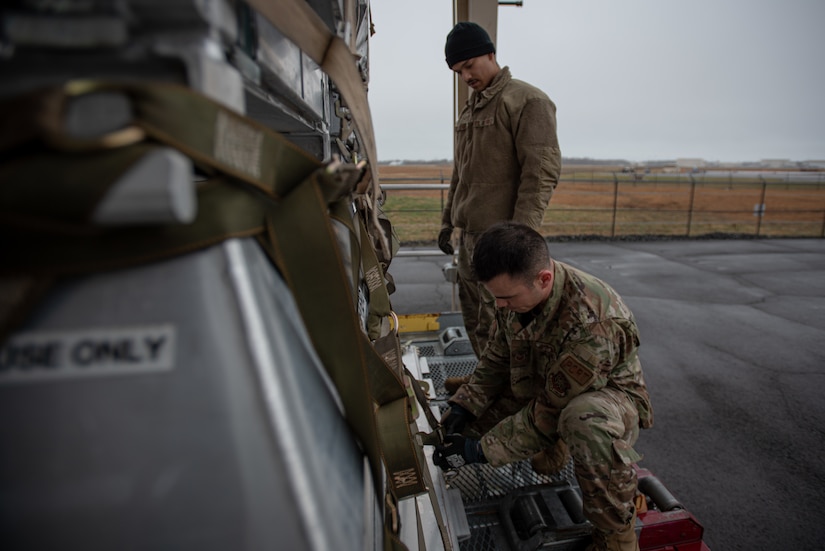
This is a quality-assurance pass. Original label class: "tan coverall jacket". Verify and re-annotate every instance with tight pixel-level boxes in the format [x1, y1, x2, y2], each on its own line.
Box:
[441, 66, 562, 234]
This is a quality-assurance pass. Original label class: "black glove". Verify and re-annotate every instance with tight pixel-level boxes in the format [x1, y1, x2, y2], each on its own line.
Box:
[441, 403, 475, 435]
[437, 227, 454, 255]
[433, 434, 486, 470]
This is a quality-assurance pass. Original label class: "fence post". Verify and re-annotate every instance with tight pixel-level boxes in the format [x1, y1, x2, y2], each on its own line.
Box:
[686, 174, 696, 237]
[756, 177, 767, 236]
[611, 172, 619, 237]
[439, 170, 445, 212]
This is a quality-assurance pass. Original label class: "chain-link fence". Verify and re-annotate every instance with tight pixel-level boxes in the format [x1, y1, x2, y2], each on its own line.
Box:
[381, 171, 825, 244]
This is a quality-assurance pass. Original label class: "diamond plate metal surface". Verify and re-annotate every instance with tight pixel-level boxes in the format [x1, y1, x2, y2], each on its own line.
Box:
[448, 461, 577, 504]
[414, 336, 586, 550]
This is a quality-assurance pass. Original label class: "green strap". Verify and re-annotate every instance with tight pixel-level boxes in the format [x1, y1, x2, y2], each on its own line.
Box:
[0, 81, 321, 199]
[328, 197, 362, 308]
[101, 81, 319, 198]
[356, 214, 441, 432]
[266, 171, 426, 502]
[357, 209, 452, 546]
[357, 215, 393, 340]
[303, 185, 452, 548]
[0, 162, 267, 277]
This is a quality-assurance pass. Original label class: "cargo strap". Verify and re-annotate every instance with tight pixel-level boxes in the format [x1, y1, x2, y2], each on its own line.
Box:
[357, 214, 393, 340]
[0, 80, 318, 197]
[355, 214, 441, 434]
[356, 211, 453, 549]
[267, 172, 426, 496]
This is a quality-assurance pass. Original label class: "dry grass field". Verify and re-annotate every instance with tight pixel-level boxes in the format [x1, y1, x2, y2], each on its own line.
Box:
[379, 163, 825, 244]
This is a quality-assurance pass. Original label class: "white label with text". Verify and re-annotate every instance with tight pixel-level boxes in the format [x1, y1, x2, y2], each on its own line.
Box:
[0, 324, 176, 384]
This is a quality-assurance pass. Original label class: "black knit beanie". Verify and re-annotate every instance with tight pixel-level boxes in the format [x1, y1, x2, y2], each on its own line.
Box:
[444, 22, 495, 67]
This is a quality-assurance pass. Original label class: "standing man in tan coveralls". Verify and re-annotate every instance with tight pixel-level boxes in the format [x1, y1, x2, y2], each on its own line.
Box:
[438, 22, 562, 358]
[432, 223, 654, 551]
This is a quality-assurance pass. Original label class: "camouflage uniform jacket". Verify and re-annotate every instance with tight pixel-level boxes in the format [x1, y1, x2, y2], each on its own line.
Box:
[441, 67, 561, 234]
[451, 260, 654, 466]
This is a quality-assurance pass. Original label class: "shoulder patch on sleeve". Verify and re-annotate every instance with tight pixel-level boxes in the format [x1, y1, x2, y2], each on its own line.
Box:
[559, 354, 595, 387]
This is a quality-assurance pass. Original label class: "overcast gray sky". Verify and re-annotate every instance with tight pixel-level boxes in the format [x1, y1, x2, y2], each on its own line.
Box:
[367, 0, 825, 163]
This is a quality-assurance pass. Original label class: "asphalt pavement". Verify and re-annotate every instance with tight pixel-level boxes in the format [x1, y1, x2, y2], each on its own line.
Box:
[388, 238, 825, 551]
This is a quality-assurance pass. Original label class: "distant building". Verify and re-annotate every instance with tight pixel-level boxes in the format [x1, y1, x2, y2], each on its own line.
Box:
[760, 159, 793, 169]
[676, 158, 706, 172]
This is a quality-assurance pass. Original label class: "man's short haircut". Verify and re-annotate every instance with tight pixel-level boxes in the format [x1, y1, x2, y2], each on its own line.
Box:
[473, 222, 550, 283]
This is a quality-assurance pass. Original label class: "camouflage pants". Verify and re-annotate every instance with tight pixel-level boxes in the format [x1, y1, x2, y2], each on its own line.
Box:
[467, 386, 641, 535]
[457, 231, 496, 358]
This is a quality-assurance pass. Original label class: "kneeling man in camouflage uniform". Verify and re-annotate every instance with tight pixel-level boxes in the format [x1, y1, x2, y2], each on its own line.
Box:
[433, 222, 653, 551]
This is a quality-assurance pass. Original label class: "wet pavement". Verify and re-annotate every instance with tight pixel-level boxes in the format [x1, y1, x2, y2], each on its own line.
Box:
[389, 238, 825, 551]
